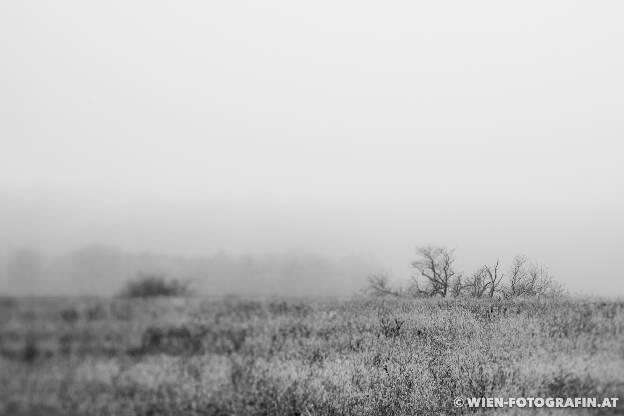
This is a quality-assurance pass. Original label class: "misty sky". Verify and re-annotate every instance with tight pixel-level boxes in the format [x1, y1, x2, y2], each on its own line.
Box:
[1, 1, 623, 295]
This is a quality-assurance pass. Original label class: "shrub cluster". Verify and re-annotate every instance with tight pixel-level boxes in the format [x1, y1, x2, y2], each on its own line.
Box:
[118, 273, 191, 298]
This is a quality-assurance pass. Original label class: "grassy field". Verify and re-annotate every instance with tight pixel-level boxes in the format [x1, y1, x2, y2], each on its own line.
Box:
[0, 296, 623, 415]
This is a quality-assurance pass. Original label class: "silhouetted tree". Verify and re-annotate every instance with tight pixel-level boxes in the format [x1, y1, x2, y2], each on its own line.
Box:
[410, 246, 459, 297]
[484, 259, 504, 297]
[506, 255, 528, 297]
[466, 267, 490, 298]
[367, 273, 401, 297]
[503, 255, 564, 298]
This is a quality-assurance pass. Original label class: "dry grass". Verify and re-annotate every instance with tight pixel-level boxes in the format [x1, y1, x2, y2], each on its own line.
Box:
[0, 296, 623, 415]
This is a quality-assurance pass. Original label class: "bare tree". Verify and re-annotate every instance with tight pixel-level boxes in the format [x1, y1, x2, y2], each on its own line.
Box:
[410, 246, 459, 297]
[450, 275, 467, 297]
[366, 273, 402, 297]
[527, 263, 565, 298]
[506, 255, 528, 297]
[363, 249, 565, 300]
[460, 260, 504, 298]
[483, 259, 504, 297]
[466, 267, 490, 298]
[503, 255, 565, 298]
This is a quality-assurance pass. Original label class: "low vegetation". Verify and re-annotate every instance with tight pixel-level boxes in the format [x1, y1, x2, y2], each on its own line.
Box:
[118, 273, 191, 298]
[1, 296, 622, 415]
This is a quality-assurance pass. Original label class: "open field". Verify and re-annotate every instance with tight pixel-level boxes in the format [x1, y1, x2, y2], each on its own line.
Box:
[1, 297, 623, 415]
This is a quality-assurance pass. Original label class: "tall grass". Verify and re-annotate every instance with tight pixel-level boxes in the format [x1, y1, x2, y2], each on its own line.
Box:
[0, 297, 622, 415]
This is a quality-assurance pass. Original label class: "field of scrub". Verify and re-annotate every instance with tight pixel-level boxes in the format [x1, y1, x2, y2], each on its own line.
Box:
[1, 297, 623, 415]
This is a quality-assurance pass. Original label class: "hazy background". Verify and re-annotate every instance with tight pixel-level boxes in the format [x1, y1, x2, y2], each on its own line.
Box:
[1, 1, 623, 296]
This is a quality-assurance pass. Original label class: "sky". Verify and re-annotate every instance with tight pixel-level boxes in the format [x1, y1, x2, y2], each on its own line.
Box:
[1, 1, 623, 295]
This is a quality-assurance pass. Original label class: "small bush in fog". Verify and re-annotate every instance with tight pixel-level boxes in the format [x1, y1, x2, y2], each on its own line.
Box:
[118, 273, 191, 298]
[60, 307, 79, 323]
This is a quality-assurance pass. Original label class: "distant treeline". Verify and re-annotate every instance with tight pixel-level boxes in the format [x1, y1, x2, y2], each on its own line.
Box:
[0, 245, 377, 297]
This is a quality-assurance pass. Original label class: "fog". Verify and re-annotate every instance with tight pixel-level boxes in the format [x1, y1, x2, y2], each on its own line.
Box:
[1, 1, 623, 296]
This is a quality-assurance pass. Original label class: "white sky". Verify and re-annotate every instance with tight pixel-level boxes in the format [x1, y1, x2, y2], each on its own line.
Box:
[1, 1, 623, 295]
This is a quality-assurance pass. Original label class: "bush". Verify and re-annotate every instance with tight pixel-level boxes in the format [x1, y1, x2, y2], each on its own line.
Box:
[135, 325, 202, 355]
[118, 273, 191, 298]
[60, 308, 79, 323]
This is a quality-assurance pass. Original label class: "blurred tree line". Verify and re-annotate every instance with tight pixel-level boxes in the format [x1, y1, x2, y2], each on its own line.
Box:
[0, 245, 376, 297]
